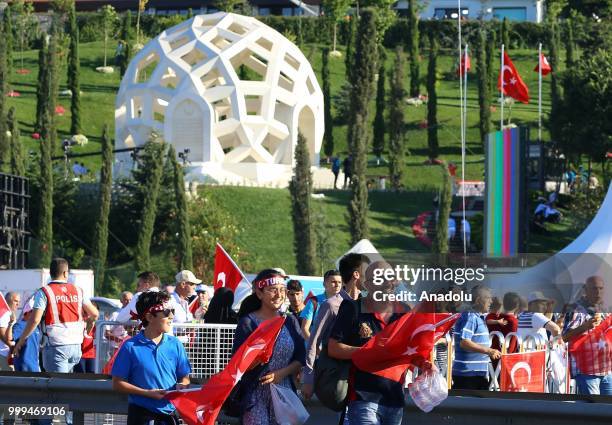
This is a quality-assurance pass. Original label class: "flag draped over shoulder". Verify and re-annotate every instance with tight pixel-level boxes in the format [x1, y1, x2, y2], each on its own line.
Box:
[534, 53, 552, 76]
[166, 316, 286, 425]
[352, 306, 459, 382]
[498, 51, 530, 103]
[569, 315, 612, 376]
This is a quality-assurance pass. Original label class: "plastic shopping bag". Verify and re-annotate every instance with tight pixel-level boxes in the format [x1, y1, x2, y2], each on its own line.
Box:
[408, 366, 448, 413]
[270, 384, 310, 425]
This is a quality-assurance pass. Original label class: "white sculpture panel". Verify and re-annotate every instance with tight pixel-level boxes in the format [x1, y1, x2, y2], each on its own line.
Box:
[115, 12, 324, 186]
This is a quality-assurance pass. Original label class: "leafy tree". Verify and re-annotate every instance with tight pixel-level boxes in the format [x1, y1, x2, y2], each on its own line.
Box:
[92, 125, 113, 289]
[433, 164, 452, 254]
[372, 51, 386, 163]
[476, 29, 490, 146]
[407, 0, 420, 97]
[322, 48, 334, 159]
[136, 0, 148, 46]
[13, 0, 36, 70]
[347, 9, 377, 244]
[8, 107, 26, 176]
[388, 46, 406, 191]
[134, 139, 167, 271]
[289, 132, 317, 275]
[119, 11, 133, 77]
[565, 19, 575, 68]
[426, 32, 439, 160]
[501, 18, 511, 50]
[37, 108, 54, 266]
[214, 0, 245, 12]
[322, 0, 350, 52]
[168, 145, 193, 271]
[68, 3, 81, 135]
[363, 0, 396, 47]
[100, 4, 118, 68]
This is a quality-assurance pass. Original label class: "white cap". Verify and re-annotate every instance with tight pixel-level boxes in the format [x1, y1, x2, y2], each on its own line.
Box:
[528, 291, 549, 303]
[175, 270, 202, 284]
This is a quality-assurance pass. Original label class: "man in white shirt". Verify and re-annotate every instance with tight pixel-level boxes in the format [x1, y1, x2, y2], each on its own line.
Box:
[0, 292, 21, 371]
[171, 270, 201, 324]
[517, 291, 560, 346]
[115, 272, 163, 323]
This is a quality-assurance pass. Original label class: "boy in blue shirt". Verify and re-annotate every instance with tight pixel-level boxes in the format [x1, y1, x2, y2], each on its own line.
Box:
[11, 298, 41, 372]
[112, 291, 191, 425]
[300, 270, 343, 339]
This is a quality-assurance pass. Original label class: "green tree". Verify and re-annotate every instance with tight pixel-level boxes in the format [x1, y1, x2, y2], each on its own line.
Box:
[119, 11, 133, 77]
[68, 4, 81, 135]
[426, 32, 439, 160]
[565, 19, 575, 68]
[38, 108, 54, 266]
[0, 27, 7, 170]
[134, 139, 167, 271]
[289, 132, 317, 275]
[388, 46, 406, 191]
[13, 0, 36, 71]
[8, 107, 26, 176]
[46, 32, 60, 151]
[322, 48, 334, 159]
[214, 0, 245, 12]
[433, 164, 451, 254]
[3, 5, 13, 82]
[372, 52, 386, 163]
[501, 18, 510, 50]
[168, 145, 193, 270]
[35, 36, 48, 133]
[407, 0, 420, 97]
[347, 9, 377, 244]
[547, 22, 564, 146]
[92, 125, 113, 289]
[344, 14, 357, 83]
[322, 0, 350, 52]
[486, 29, 497, 94]
[363, 0, 397, 47]
[100, 4, 118, 68]
[476, 29, 491, 146]
[135, 0, 148, 46]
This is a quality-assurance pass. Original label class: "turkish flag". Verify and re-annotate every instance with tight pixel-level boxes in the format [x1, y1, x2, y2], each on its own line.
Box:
[497, 51, 530, 103]
[569, 315, 612, 376]
[0, 293, 10, 318]
[534, 53, 552, 76]
[188, 297, 199, 316]
[352, 309, 459, 382]
[166, 316, 285, 425]
[457, 52, 471, 77]
[500, 350, 546, 392]
[213, 243, 251, 308]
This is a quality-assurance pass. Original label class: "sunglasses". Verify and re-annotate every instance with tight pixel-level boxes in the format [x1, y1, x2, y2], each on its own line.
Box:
[155, 308, 175, 318]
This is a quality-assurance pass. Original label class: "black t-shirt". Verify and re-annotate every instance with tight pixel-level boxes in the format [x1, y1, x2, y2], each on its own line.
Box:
[330, 298, 407, 408]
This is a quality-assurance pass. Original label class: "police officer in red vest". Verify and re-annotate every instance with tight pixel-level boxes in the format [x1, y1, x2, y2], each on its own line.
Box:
[13, 258, 99, 373]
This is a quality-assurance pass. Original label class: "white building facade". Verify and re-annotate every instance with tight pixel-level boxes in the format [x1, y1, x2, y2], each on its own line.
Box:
[395, 0, 545, 23]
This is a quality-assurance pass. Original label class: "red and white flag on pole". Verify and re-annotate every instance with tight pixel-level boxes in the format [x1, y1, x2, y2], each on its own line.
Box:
[0, 292, 10, 318]
[500, 350, 546, 392]
[457, 52, 471, 77]
[498, 51, 530, 103]
[353, 306, 459, 382]
[166, 316, 285, 425]
[213, 243, 251, 308]
[534, 53, 552, 76]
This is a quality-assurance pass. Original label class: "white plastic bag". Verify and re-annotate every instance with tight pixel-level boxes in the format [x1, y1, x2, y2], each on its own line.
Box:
[270, 383, 310, 425]
[408, 366, 448, 413]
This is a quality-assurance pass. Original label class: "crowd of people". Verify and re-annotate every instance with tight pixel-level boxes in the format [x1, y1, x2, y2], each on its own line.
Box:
[0, 256, 609, 425]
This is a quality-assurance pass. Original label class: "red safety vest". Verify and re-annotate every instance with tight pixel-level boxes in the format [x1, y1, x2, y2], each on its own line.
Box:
[41, 282, 85, 346]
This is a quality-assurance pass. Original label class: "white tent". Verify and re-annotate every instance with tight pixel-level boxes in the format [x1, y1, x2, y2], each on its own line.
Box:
[485, 184, 612, 309]
[335, 239, 383, 268]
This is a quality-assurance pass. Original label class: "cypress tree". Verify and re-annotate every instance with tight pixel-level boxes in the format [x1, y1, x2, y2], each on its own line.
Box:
[3, 6, 13, 83]
[92, 125, 113, 288]
[407, 0, 420, 97]
[168, 145, 193, 271]
[322, 48, 334, 160]
[548, 22, 563, 145]
[0, 28, 8, 170]
[46, 32, 59, 151]
[8, 107, 26, 176]
[119, 11, 133, 77]
[426, 32, 439, 160]
[134, 141, 166, 271]
[289, 132, 317, 275]
[433, 163, 451, 254]
[565, 20, 575, 69]
[388, 46, 405, 191]
[372, 54, 386, 164]
[501, 18, 510, 50]
[476, 29, 490, 146]
[36, 36, 48, 133]
[38, 108, 54, 266]
[347, 9, 377, 244]
[68, 4, 81, 135]
[486, 29, 496, 94]
[344, 14, 356, 83]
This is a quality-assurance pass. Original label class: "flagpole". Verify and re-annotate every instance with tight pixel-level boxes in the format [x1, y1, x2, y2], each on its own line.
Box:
[216, 242, 250, 283]
[538, 42, 542, 141]
[461, 44, 468, 256]
[500, 44, 505, 130]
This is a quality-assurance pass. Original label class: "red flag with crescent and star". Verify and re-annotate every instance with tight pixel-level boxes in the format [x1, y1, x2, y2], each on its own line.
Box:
[352, 306, 459, 382]
[498, 51, 530, 104]
[569, 315, 612, 376]
[500, 350, 546, 392]
[165, 316, 285, 425]
[534, 52, 552, 76]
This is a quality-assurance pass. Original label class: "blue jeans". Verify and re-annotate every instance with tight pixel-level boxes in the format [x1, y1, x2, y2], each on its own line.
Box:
[576, 373, 612, 395]
[42, 344, 81, 373]
[347, 400, 403, 425]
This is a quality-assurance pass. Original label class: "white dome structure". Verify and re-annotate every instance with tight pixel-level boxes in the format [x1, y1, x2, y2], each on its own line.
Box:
[115, 12, 324, 186]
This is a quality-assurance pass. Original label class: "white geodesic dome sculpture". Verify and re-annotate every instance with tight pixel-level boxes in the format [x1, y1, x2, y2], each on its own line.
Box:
[114, 12, 324, 186]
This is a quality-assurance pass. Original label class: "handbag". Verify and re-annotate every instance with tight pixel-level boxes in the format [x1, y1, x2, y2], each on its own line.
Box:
[313, 346, 351, 412]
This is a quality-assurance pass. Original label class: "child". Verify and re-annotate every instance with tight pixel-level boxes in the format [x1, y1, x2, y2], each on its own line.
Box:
[111, 291, 191, 425]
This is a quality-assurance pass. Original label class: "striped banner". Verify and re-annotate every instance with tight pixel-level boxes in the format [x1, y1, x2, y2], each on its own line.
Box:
[485, 127, 523, 257]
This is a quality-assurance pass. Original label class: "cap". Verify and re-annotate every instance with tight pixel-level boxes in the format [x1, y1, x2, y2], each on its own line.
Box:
[528, 291, 549, 303]
[175, 270, 202, 285]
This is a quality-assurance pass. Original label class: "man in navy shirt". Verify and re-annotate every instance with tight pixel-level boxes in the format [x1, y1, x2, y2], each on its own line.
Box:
[112, 291, 191, 425]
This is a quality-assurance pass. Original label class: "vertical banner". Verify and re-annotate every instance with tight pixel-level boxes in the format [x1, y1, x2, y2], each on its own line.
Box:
[485, 127, 526, 257]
